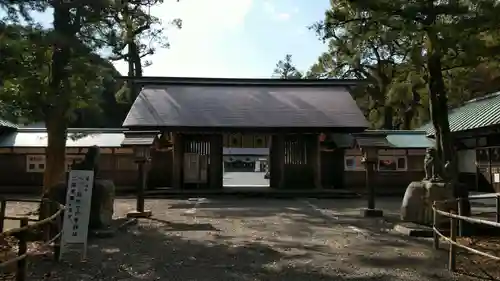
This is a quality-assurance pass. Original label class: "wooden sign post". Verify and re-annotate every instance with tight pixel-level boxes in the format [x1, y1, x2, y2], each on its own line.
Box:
[59, 169, 94, 260]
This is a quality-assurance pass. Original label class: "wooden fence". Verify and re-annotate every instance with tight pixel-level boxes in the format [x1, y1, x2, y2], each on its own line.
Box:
[432, 193, 500, 272]
[0, 198, 65, 281]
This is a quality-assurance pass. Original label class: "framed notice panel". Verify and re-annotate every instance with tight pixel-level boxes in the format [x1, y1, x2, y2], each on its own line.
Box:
[60, 169, 94, 260]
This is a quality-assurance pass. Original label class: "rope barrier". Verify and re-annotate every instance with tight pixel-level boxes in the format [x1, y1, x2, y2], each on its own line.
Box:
[1, 203, 65, 238]
[0, 198, 65, 275]
[433, 193, 500, 272]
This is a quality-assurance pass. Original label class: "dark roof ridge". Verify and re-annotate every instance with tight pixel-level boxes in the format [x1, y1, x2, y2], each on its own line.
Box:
[364, 130, 428, 135]
[459, 92, 500, 106]
[16, 127, 126, 133]
[119, 76, 365, 87]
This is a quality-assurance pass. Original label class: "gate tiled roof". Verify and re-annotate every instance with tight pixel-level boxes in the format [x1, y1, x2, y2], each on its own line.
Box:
[122, 78, 369, 131]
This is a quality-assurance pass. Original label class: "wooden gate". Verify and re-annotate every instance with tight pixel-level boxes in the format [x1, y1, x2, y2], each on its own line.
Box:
[183, 135, 210, 188]
[283, 135, 312, 189]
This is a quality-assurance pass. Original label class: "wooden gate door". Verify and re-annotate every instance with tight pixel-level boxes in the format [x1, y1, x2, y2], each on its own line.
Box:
[183, 135, 210, 189]
[283, 135, 312, 189]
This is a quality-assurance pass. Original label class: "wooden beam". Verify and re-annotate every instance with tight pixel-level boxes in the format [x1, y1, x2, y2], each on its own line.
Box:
[270, 134, 285, 189]
[209, 134, 223, 189]
[172, 133, 184, 189]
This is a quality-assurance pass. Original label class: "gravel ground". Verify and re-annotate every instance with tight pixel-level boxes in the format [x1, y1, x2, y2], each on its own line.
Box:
[2, 197, 482, 280]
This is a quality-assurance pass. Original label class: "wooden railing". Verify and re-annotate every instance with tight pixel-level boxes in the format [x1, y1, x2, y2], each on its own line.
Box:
[0, 198, 65, 281]
[432, 193, 500, 272]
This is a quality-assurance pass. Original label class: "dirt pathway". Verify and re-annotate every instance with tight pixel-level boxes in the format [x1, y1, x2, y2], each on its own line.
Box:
[4, 198, 478, 280]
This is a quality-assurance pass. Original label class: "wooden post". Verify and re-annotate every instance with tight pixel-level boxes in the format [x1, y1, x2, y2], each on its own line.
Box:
[53, 210, 62, 262]
[209, 134, 223, 189]
[366, 160, 375, 209]
[0, 197, 6, 232]
[16, 217, 29, 281]
[496, 194, 500, 223]
[449, 211, 457, 272]
[136, 160, 146, 213]
[360, 148, 383, 217]
[457, 198, 463, 237]
[433, 201, 439, 250]
[41, 199, 51, 241]
[270, 134, 285, 189]
[307, 134, 322, 189]
[172, 133, 184, 189]
[363, 148, 377, 210]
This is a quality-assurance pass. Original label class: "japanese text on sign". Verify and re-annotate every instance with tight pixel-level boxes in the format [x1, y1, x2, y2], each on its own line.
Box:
[61, 170, 94, 244]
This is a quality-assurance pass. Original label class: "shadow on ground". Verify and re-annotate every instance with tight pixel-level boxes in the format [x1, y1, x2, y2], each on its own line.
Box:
[24, 198, 469, 281]
[26, 220, 409, 281]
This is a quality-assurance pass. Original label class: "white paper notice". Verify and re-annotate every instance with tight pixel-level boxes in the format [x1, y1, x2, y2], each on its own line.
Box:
[494, 173, 500, 183]
[61, 170, 94, 244]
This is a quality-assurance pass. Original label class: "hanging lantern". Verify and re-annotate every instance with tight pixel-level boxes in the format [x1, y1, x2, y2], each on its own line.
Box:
[319, 133, 326, 142]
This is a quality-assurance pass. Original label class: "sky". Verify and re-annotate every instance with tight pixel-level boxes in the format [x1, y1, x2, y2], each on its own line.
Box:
[117, 0, 331, 78]
[3, 0, 331, 78]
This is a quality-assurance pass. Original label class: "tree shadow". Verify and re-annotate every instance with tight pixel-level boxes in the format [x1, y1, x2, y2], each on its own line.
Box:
[24, 198, 471, 280]
[148, 217, 218, 231]
[191, 199, 449, 257]
[27, 220, 402, 281]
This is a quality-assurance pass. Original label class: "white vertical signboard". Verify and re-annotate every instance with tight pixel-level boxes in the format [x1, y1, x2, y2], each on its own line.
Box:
[60, 169, 94, 260]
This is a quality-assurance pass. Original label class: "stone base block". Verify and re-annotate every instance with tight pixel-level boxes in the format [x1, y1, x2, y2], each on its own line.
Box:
[360, 208, 384, 217]
[126, 210, 152, 218]
[90, 218, 139, 238]
[401, 180, 454, 225]
[394, 222, 434, 237]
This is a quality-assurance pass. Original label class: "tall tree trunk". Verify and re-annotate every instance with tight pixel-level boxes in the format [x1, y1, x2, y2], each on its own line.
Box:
[131, 41, 142, 76]
[43, 2, 72, 195]
[426, 29, 455, 173]
[43, 114, 67, 193]
[402, 106, 413, 130]
[382, 106, 394, 129]
[426, 26, 468, 218]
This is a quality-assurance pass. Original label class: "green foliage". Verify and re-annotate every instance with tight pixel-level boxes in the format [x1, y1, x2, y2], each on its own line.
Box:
[0, 0, 177, 127]
[273, 54, 303, 79]
[0, 24, 117, 126]
[100, 0, 182, 102]
[308, 0, 500, 131]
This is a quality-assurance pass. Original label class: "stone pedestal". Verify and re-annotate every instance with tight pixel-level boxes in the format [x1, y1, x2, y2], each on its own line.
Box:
[90, 179, 116, 229]
[394, 222, 434, 237]
[360, 208, 384, 217]
[46, 178, 116, 230]
[126, 210, 152, 218]
[401, 180, 454, 226]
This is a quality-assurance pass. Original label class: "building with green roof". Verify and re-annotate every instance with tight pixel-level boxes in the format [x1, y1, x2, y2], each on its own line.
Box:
[417, 92, 500, 193]
[417, 92, 500, 138]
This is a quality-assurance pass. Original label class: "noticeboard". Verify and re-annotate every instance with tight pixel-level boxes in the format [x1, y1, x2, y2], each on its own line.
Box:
[60, 169, 94, 259]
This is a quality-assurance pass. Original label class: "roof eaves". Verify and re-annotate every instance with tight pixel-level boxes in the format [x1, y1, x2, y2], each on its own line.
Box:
[17, 127, 126, 133]
[116, 76, 366, 87]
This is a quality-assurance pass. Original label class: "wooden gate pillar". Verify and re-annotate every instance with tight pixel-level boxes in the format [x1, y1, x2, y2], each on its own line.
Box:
[270, 134, 285, 189]
[307, 134, 322, 189]
[172, 133, 185, 189]
[209, 134, 223, 189]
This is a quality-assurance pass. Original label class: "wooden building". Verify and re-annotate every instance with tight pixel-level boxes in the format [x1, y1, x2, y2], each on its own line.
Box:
[323, 130, 434, 192]
[418, 92, 500, 192]
[121, 77, 369, 190]
[0, 126, 143, 192]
